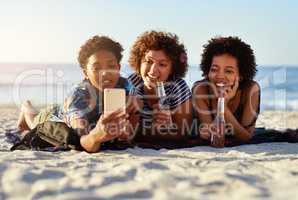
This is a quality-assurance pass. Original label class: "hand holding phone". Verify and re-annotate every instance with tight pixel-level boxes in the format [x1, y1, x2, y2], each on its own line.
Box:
[102, 89, 129, 141]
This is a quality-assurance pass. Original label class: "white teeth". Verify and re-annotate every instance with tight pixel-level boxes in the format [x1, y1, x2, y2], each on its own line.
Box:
[216, 83, 225, 87]
[148, 74, 157, 78]
[147, 75, 158, 80]
[103, 80, 111, 84]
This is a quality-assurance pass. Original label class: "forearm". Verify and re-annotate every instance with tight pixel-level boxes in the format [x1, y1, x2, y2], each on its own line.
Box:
[225, 108, 253, 142]
[80, 127, 105, 153]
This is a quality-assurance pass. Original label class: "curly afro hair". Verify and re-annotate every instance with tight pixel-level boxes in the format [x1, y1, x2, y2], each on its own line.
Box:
[200, 36, 257, 88]
[78, 35, 123, 69]
[129, 31, 188, 80]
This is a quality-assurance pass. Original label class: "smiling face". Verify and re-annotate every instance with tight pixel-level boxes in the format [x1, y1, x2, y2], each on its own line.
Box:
[208, 53, 241, 87]
[85, 50, 120, 91]
[140, 50, 172, 90]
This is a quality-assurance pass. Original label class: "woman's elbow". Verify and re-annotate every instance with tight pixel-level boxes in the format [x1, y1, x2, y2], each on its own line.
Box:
[236, 131, 254, 143]
[82, 144, 101, 153]
[80, 137, 101, 153]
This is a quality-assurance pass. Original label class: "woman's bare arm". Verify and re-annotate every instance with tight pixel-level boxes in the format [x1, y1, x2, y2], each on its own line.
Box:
[193, 83, 214, 140]
[73, 109, 128, 153]
[225, 82, 260, 142]
[172, 99, 193, 138]
[71, 118, 106, 153]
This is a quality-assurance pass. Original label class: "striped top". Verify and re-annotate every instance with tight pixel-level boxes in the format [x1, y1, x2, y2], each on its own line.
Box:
[128, 73, 191, 129]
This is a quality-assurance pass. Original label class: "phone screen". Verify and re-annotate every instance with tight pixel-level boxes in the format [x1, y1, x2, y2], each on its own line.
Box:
[103, 88, 126, 113]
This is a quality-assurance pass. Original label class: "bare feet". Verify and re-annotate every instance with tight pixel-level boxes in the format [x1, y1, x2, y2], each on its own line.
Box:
[17, 100, 38, 131]
[16, 111, 30, 131]
[22, 100, 38, 114]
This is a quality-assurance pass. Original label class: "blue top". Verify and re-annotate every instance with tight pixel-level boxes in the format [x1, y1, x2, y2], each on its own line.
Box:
[64, 77, 132, 132]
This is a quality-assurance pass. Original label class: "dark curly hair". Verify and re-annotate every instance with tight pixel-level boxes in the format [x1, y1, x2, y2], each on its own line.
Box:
[78, 35, 123, 70]
[129, 31, 188, 80]
[200, 36, 257, 88]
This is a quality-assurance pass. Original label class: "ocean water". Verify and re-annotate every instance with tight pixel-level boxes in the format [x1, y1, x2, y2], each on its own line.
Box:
[0, 63, 297, 111]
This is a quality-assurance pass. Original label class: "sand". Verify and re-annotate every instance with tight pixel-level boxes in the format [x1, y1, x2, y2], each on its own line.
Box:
[0, 107, 298, 200]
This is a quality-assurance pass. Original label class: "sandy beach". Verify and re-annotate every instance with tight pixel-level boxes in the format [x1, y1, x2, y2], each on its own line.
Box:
[0, 107, 298, 200]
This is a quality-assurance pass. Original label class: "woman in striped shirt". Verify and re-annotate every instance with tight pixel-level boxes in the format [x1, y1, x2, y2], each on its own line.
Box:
[128, 31, 192, 144]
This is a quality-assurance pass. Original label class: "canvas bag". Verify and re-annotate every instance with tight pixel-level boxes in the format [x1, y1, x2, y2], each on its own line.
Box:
[10, 121, 81, 151]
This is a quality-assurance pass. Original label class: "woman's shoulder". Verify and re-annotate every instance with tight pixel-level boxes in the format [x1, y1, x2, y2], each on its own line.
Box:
[191, 79, 210, 94]
[64, 80, 93, 109]
[167, 78, 191, 94]
[242, 80, 260, 95]
[248, 80, 260, 88]
[128, 73, 143, 87]
[68, 80, 91, 97]
[171, 78, 189, 87]
[166, 78, 191, 109]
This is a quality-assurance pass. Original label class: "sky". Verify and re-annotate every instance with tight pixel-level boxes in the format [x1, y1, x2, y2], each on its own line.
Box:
[0, 0, 297, 66]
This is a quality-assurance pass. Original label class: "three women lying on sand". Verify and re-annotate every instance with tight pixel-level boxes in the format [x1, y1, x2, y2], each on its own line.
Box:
[16, 31, 261, 152]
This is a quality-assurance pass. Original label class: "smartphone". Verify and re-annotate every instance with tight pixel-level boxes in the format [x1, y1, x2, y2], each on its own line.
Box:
[104, 88, 126, 114]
